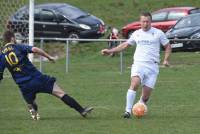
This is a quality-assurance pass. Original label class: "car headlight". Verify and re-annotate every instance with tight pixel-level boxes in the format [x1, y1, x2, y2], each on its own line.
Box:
[79, 24, 91, 30]
[99, 19, 105, 25]
[191, 32, 200, 39]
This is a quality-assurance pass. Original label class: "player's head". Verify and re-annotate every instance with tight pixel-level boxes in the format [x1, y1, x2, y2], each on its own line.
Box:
[140, 12, 152, 31]
[3, 30, 16, 44]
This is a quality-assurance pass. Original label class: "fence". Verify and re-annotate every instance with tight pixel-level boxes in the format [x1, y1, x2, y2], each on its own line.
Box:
[1, 37, 200, 74]
[34, 38, 200, 74]
[36, 38, 127, 74]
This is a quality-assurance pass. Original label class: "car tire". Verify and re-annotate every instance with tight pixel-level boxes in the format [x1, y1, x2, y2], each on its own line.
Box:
[68, 32, 80, 44]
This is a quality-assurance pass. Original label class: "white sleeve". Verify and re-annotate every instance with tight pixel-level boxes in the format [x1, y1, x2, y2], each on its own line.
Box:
[160, 31, 169, 46]
[126, 32, 136, 46]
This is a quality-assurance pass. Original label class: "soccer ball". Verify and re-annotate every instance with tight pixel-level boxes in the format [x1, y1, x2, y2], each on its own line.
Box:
[132, 102, 147, 118]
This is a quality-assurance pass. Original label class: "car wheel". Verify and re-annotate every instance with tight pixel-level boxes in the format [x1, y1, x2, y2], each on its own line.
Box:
[68, 32, 79, 44]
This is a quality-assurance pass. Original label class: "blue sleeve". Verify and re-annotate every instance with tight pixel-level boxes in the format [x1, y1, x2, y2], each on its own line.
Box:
[0, 55, 5, 81]
[18, 44, 33, 55]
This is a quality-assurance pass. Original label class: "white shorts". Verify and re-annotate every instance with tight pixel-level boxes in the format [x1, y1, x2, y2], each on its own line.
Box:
[131, 61, 159, 89]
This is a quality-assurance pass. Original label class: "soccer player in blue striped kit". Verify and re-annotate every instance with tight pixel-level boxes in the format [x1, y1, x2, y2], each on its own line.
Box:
[0, 31, 93, 120]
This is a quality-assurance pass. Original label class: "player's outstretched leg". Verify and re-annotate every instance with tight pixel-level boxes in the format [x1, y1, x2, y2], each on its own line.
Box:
[27, 102, 40, 120]
[80, 107, 94, 117]
[52, 83, 93, 117]
[60, 94, 93, 117]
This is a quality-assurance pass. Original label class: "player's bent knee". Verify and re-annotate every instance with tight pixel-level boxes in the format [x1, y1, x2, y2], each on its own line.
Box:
[130, 76, 141, 90]
[52, 83, 66, 98]
[52, 90, 65, 98]
[130, 83, 139, 90]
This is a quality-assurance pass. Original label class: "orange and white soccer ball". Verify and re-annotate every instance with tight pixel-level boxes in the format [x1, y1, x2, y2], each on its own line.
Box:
[132, 102, 148, 118]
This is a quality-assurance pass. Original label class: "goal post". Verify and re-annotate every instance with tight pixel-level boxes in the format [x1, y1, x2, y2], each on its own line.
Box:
[29, 0, 34, 61]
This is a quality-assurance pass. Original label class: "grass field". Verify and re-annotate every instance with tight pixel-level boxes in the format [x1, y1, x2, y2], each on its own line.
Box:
[1, 1, 200, 134]
[1, 43, 200, 134]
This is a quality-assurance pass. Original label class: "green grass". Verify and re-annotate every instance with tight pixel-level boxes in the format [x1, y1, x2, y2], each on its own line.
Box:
[1, 0, 200, 134]
[35, 0, 200, 29]
[1, 46, 200, 134]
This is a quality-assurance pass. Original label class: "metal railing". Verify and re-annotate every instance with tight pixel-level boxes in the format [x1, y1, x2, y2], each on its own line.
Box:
[34, 37, 200, 74]
[36, 38, 127, 74]
[1, 37, 200, 74]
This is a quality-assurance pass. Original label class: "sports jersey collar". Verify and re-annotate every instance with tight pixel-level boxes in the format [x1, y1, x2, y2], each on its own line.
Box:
[4, 43, 14, 47]
[141, 27, 152, 32]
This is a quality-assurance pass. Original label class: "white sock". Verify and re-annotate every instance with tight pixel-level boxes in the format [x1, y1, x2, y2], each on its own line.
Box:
[125, 89, 136, 113]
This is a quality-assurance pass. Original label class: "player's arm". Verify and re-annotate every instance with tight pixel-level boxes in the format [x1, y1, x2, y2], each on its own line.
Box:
[0, 71, 3, 81]
[159, 30, 171, 67]
[163, 43, 171, 67]
[101, 42, 129, 56]
[32, 47, 55, 63]
[0, 57, 5, 81]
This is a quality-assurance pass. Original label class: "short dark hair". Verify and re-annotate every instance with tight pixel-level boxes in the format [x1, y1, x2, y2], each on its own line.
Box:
[3, 30, 15, 44]
[140, 12, 152, 20]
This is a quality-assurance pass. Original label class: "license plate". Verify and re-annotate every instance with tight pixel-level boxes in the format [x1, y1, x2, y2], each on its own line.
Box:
[171, 43, 183, 48]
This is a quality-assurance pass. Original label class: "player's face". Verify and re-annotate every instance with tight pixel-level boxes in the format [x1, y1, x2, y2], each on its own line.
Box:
[140, 16, 151, 31]
[11, 37, 17, 44]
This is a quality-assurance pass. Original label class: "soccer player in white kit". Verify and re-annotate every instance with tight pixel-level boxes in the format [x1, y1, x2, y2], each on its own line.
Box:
[101, 12, 171, 118]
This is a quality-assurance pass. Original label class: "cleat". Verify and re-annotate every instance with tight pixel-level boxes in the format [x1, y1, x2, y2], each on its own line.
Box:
[123, 112, 131, 119]
[36, 113, 40, 120]
[29, 109, 40, 120]
[81, 107, 93, 117]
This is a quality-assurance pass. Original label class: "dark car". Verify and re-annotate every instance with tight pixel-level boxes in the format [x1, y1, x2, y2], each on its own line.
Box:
[7, 3, 106, 40]
[122, 7, 200, 38]
[166, 13, 200, 51]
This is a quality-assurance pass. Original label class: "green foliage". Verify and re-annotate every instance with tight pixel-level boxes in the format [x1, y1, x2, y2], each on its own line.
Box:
[35, 0, 200, 29]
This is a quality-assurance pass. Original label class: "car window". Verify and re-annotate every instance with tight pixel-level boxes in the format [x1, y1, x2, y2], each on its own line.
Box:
[167, 11, 186, 20]
[34, 8, 40, 21]
[58, 5, 88, 19]
[152, 12, 167, 22]
[174, 15, 200, 29]
[14, 6, 29, 20]
[189, 8, 200, 14]
[14, 6, 41, 21]
[57, 14, 72, 23]
[40, 10, 56, 22]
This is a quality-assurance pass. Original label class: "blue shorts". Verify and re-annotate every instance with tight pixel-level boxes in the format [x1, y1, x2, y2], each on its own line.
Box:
[19, 74, 56, 104]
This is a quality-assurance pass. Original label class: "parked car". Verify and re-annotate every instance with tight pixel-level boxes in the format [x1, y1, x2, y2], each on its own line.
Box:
[7, 3, 106, 41]
[122, 7, 200, 38]
[166, 13, 200, 51]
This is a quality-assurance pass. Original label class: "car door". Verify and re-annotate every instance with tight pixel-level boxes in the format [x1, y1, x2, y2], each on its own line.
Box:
[34, 8, 44, 37]
[56, 14, 78, 38]
[39, 9, 63, 38]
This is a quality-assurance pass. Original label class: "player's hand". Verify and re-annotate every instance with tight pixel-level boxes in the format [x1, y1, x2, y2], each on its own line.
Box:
[162, 60, 170, 67]
[101, 49, 112, 56]
[48, 56, 56, 63]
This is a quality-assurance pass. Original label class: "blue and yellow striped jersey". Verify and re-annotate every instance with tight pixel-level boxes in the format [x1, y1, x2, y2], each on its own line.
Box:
[0, 43, 42, 84]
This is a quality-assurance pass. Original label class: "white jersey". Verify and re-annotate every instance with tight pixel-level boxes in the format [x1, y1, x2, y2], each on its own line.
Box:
[126, 27, 169, 63]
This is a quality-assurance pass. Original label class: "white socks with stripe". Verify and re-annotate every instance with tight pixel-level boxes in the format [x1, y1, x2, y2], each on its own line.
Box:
[125, 89, 136, 113]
